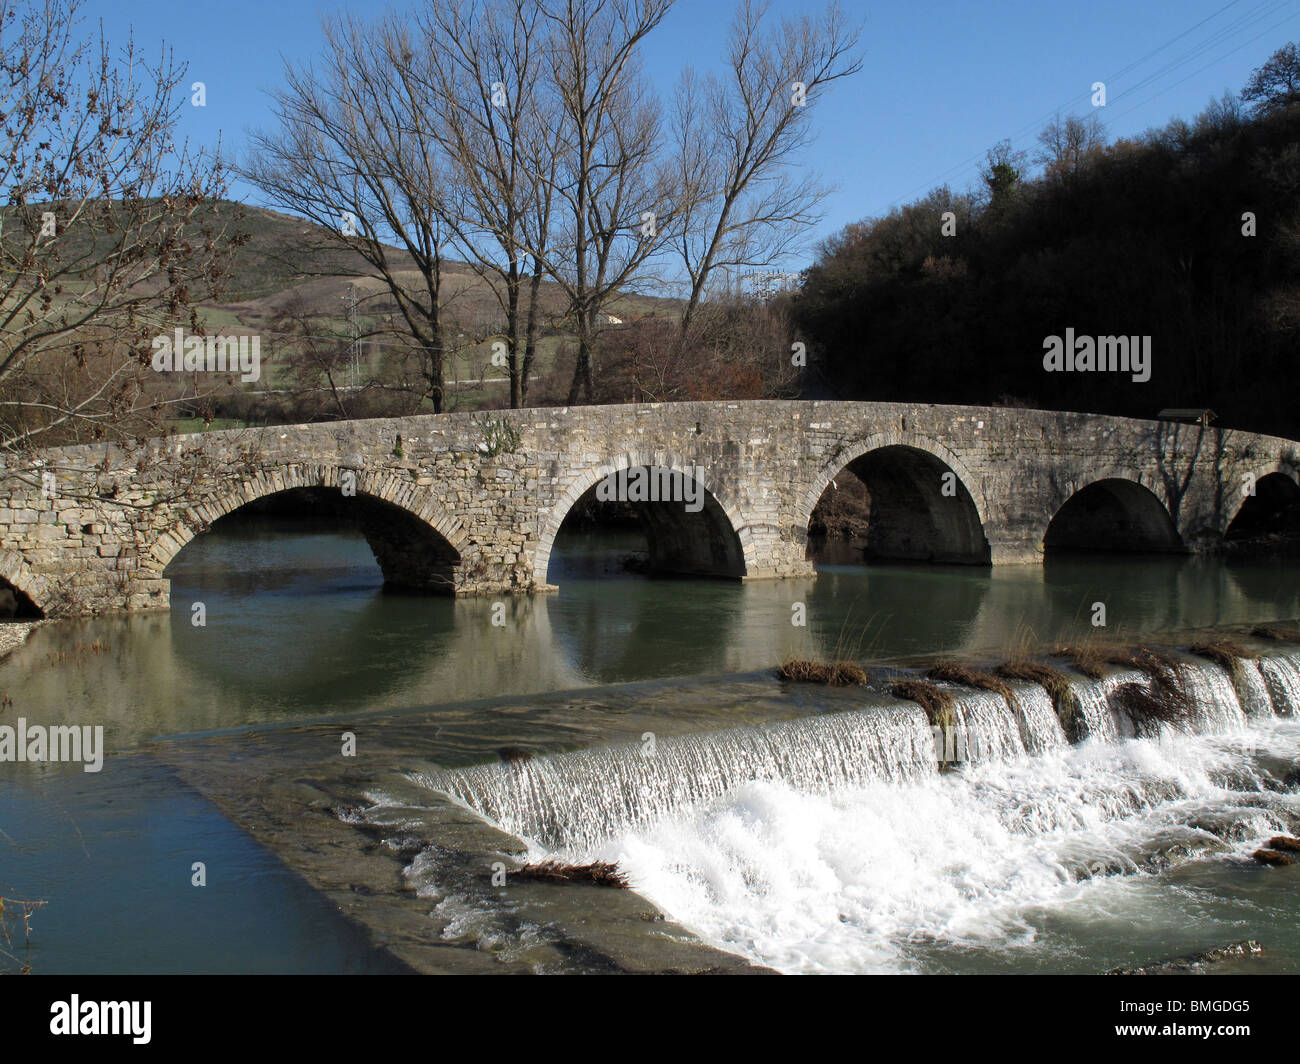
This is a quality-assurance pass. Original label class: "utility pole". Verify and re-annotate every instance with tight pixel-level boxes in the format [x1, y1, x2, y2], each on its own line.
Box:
[343, 284, 361, 389]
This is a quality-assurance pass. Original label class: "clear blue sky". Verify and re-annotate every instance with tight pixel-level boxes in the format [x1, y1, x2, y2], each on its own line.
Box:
[93, 0, 1300, 267]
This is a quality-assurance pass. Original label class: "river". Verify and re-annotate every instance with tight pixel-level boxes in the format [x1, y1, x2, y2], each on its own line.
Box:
[1, 517, 1298, 973]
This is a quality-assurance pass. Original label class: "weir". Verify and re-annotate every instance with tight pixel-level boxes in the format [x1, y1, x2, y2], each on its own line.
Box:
[416, 650, 1300, 861]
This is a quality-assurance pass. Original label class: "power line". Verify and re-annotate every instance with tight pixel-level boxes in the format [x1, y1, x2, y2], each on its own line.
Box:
[868, 0, 1297, 215]
[1105, 4, 1300, 125]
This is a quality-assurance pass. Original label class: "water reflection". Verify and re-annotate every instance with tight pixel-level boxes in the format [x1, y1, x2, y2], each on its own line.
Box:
[4, 522, 1299, 752]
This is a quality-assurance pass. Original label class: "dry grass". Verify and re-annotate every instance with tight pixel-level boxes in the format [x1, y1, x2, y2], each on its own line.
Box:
[1189, 640, 1259, 698]
[1250, 624, 1300, 643]
[496, 746, 533, 765]
[1189, 640, 1258, 672]
[777, 658, 868, 686]
[1061, 645, 1189, 687]
[510, 860, 630, 888]
[994, 660, 1083, 740]
[1111, 680, 1192, 734]
[1056, 645, 1110, 680]
[926, 661, 1019, 710]
[889, 679, 957, 729]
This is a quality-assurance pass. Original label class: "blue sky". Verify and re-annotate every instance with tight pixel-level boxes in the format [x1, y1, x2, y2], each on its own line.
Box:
[94, 0, 1300, 266]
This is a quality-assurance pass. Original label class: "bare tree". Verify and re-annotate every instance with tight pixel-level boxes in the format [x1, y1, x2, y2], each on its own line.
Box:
[0, 0, 235, 452]
[244, 13, 460, 413]
[670, 0, 862, 339]
[416, 0, 559, 409]
[540, 0, 676, 405]
[1034, 113, 1107, 180]
[269, 293, 352, 419]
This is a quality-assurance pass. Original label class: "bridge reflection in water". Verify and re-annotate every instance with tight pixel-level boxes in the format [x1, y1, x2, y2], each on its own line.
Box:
[4, 514, 1298, 753]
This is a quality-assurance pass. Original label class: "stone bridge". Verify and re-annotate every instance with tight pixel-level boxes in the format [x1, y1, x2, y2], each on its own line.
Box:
[1, 400, 1297, 617]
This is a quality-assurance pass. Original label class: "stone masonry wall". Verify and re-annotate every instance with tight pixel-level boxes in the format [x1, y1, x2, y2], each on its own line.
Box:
[0, 400, 1295, 617]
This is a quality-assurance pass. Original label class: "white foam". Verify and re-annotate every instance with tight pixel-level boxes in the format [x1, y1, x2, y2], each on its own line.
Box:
[590, 724, 1300, 973]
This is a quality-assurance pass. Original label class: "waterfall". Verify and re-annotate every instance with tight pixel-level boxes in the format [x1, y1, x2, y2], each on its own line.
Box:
[418, 649, 1300, 864]
[1180, 660, 1249, 733]
[417, 705, 941, 854]
[1235, 659, 1275, 719]
[1260, 652, 1300, 716]
[1010, 684, 1067, 755]
[1070, 671, 1139, 742]
[951, 690, 1027, 761]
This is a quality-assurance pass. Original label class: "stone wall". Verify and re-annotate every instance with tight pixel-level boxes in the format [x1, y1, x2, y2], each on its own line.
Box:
[0, 400, 1296, 616]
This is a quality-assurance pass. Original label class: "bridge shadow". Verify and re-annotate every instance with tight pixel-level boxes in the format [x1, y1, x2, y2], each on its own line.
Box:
[545, 467, 747, 583]
[163, 486, 462, 594]
[809, 445, 991, 565]
[1044, 478, 1185, 554]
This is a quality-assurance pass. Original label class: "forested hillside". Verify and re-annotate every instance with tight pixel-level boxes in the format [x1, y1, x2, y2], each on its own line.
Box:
[796, 46, 1300, 439]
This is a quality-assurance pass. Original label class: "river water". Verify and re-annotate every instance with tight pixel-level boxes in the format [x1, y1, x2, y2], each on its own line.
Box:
[2, 518, 1299, 973]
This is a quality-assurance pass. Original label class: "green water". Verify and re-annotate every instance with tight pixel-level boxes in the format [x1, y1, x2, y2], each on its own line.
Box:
[2, 520, 1298, 973]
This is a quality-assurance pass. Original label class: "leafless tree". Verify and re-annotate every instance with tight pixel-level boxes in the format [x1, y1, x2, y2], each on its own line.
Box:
[244, 13, 461, 413]
[1034, 113, 1107, 180]
[540, 0, 677, 405]
[670, 0, 862, 339]
[268, 293, 352, 419]
[418, 0, 559, 409]
[0, 0, 235, 453]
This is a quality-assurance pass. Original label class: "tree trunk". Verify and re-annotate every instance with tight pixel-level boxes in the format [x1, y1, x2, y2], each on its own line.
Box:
[520, 268, 544, 407]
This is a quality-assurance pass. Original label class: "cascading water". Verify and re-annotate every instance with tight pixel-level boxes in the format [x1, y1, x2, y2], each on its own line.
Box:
[1236, 659, 1276, 719]
[950, 690, 1026, 761]
[408, 648, 1300, 974]
[1180, 660, 1250, 733]
[419, 705, 939, 855]
[1069, 671, 1137, 742]
[1010, 685, 1067, 755]
[1260, 654, 1300, 716]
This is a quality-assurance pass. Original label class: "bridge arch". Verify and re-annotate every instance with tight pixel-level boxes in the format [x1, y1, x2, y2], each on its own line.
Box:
[0, 550, 51, 617]
[1044, 476, 1184, 553]
[145, 466, 469, 593]
[1226, 465, 1300, 540]
[535, 450, 755, 583]
[800, 433, 993, 564]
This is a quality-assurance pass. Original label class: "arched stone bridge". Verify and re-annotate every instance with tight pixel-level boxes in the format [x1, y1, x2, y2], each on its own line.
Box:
[2, 399, 1297, 617]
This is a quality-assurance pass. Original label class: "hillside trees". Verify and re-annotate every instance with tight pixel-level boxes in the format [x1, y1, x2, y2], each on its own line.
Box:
[0, 0, 236, 451]
[1242, 41, 1300, 116]
[794, 66, 1300, 437]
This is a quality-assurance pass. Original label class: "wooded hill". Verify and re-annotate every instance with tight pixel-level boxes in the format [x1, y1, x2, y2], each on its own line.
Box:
[796, 94, 1300, 439]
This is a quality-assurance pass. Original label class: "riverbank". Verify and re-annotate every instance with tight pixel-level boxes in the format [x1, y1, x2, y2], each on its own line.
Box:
[0, 620, 41, 660]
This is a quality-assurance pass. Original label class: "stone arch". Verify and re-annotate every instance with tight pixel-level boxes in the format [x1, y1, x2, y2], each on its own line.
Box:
[800, 433, 992, 564]
[1044, 476, 1184, 553]
[0, 550, 50, 617]
[534, 450, 755, 582]
[1225, 466, 1300, 540]
[145, 466, 469, 593]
